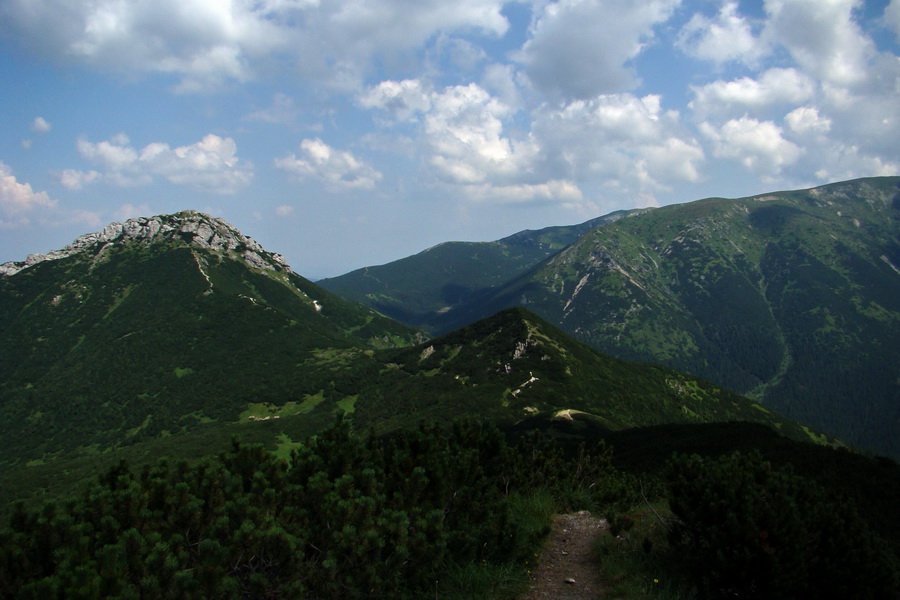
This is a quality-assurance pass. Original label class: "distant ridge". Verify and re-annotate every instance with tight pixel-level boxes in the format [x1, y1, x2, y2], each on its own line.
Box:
[318, 209, 643, 328]
[319, 177, 900, 458]
[0, 210, 834, 508]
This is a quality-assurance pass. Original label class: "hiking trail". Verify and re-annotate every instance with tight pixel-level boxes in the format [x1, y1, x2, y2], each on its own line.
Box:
[522, 510, 608, 599]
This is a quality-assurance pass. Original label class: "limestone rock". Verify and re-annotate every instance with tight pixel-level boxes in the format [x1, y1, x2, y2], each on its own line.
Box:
[1, 210, 293, 277]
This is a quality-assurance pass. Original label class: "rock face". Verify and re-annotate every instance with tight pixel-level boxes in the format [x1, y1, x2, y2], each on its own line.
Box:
[0, 210, 291, 277]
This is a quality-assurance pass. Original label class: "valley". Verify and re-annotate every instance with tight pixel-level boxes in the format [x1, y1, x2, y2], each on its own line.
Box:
[1, 180, 898, 598]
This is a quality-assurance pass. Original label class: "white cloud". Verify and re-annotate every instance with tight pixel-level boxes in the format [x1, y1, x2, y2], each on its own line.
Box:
[785, 106, 832, 134]
[141, 135, 253, 194]
[517, 0, 679, 99]
[275, 204, 294, 216]
[677, 1, 767, 66]
[59, 169, 102, 190]
[701, 117, 802, 178]
[532, 93, 705, 192]
[357, 79, 433, 122]
[0, 0, 510, 92]
[73, 133, 253, 193]
[0, 161, 56, 223]
[31, 116, 52, 133]
[690, 68, 815, 119]
[481, 63, 526, 111]
[423, 83, 529, 185]
[275, 138, 382, 191]
[360, 80, 595, 204]
[464, 180, 583, 204]
[764, 0, 875, 87]
[887, 0, 900, 39]
[78, 133, 139, 172]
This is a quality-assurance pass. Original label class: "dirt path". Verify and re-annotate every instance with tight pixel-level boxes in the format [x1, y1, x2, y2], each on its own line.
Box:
[522, 511, 608, 599]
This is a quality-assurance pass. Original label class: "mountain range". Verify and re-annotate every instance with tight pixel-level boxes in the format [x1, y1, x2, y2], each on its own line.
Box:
[320, 176, 900, 458]
[0, 208, 832, 507]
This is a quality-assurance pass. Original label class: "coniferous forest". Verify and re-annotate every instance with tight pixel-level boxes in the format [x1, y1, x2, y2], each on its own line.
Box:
[2, 417, 898, 600]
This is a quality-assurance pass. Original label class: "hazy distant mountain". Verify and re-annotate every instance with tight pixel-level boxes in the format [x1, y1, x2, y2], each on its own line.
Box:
[318, 210, 641, 329]
[321, 177, 900, 458]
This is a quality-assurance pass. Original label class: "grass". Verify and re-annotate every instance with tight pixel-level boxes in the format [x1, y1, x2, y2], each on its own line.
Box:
[433, 562, 529, 600]
[434, 490, 557, 600]
[336, 395, 358, 414]
[594, 500, 693, 600]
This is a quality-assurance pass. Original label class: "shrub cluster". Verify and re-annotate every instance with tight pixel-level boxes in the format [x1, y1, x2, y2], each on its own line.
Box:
[666, 451, 898, 600]
[0, 419, 624, 599]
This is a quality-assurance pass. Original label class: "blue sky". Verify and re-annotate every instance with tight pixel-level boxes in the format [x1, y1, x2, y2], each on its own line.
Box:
[1, 0, 898, 278]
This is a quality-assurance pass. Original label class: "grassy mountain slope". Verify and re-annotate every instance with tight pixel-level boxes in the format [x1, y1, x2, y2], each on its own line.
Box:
[439, 177, 900, 457]
[0, 212, 419, 465]
[318, 211, 639, 329]
[0, 227, 826, 507]
[350, 307, 823, 445]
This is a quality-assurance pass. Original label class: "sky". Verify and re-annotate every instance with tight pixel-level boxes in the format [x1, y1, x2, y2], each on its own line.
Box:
[1, 0, 899, 279]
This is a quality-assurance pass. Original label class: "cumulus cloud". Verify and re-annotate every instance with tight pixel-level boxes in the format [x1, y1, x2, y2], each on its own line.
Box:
[701, 117, 802, 179]
[361, 78, 707, 203]
[677, 1, 767, 66]
[70, 133, 253, 193]
[275, 204, 294, 216]
[785, 106, 832, 134]
[690, 68, 815, 119]
[0, 0, 509, 92]
[764, 0, 875, 87]
[532, 94, 705, 191]
[0, 161, 56, 224]
[423, 83, 530, 185]
[357, 79, 433, 123]
[517, 0, 679, 99]
[275, 138, 382, 191]
[59, 169, 102, 190]
[31, 116, 52, 133]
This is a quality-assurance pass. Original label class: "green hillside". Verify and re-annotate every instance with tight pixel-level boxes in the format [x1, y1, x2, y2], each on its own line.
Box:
[321, 177, 900, 458]
[0, 207, 826, 511]
[355, 307, 822, 445]
[0, 212, 419, 466]
[318, 211, 639, 328]
[1, 210, 897, 600]
[481, 177, 900, 457]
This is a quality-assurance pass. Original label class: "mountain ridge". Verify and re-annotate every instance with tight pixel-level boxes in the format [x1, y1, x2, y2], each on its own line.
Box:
[319, 176, 900, 457]
[317, 209, 644, 327]
[1, 210, 293, 278]
[0, 210, 836, 509]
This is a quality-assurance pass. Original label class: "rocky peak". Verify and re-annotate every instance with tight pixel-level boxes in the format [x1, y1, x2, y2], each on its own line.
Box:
[0, 210, 292, 277]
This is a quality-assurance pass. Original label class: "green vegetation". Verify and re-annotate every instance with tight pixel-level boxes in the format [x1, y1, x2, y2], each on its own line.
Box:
[0, 236, 418, 465]
[2, 201, 899, 598]
[666, 451, 896, 599]
[318, 210, 639, 328]
[0, 419, 629, 599]
[320, 176, 900, 458]
[2, 419, 897, 599]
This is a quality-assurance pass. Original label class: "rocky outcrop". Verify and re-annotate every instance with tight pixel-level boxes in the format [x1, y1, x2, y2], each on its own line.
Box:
[0, 210, 292, 277]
